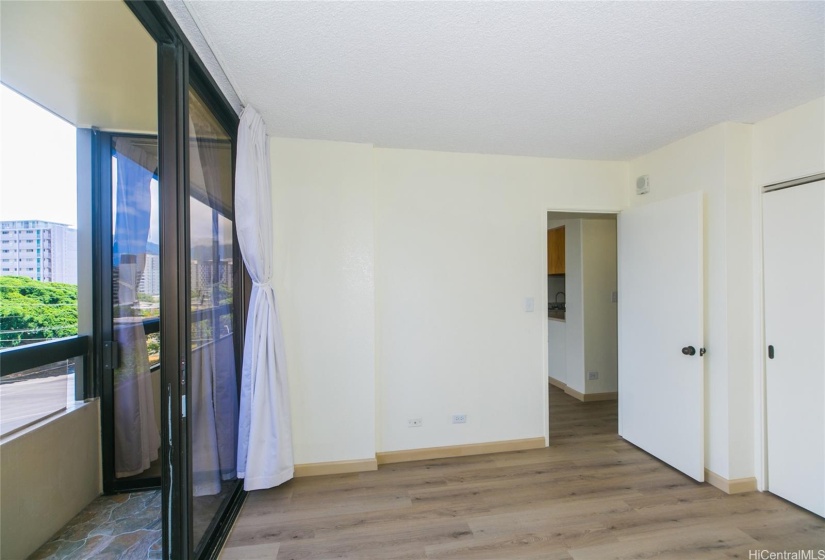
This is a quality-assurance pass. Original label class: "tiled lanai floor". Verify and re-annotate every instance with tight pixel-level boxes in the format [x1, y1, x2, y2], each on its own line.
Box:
[28, 490, 161, 560]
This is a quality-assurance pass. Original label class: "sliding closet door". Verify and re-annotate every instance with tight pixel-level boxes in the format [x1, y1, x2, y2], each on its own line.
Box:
[187, 83, 243, 556]
[764, 180, 825, 517]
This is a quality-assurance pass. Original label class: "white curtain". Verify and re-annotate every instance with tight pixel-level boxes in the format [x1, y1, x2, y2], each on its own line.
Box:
[235, 105, 294, 490]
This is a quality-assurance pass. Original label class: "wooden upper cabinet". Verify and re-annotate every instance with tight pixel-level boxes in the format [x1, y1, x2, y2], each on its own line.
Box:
[547, 226, 565, 275]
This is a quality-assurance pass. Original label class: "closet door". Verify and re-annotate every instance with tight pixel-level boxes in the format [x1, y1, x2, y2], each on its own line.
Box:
[764, 180, 825, 517]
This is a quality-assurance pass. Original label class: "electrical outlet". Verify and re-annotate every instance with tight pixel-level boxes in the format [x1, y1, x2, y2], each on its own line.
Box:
[452, 414, 467, 424]
[611, 291, 618, 303]
[588, 371, 599, 380]
[408, 418, 422, 428]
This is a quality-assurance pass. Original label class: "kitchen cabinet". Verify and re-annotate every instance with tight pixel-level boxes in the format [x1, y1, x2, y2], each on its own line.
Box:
[547, 226, 565, 275]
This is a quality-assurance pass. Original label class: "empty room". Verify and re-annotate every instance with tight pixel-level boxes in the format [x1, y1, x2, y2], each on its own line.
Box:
[1, 1, 824, 559]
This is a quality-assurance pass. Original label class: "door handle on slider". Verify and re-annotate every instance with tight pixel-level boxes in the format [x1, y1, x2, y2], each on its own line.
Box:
[681, 346, 696, 356]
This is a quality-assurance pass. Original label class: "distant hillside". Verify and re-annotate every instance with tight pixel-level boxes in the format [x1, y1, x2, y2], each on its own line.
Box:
[144, 242, 233, 261]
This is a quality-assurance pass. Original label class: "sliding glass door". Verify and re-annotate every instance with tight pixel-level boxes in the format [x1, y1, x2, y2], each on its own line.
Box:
[110, 135, 162, 489]
[187, 84, 243, 556]
[101, 3, 246, 558]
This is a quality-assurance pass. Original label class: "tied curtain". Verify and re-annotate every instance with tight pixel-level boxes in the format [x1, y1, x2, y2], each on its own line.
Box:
[235, 106, 294, 490]
[113, 140, 160, 478]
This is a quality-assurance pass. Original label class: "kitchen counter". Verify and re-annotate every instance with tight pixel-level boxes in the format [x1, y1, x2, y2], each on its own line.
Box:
[548, 310, 566, 321]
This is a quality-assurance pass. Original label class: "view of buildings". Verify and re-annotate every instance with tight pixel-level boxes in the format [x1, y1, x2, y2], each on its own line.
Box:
[138, 253, 160, 296]
[0, 220, 78, 285]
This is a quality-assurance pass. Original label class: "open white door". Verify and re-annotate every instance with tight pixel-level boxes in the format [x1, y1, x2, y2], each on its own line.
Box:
[618, 191, 704, 481]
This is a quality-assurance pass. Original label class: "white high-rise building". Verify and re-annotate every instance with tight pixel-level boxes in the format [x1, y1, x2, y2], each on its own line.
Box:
[138, 253, 161, 296]
[0, 220, 77, 284]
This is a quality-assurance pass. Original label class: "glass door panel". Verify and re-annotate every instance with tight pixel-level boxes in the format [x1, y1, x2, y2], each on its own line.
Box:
[187, 87, 240, 554]
[111, 135, 162, 484]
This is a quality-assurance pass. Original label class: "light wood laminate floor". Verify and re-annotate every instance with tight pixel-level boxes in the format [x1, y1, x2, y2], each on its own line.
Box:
[221, 386, 825, 559]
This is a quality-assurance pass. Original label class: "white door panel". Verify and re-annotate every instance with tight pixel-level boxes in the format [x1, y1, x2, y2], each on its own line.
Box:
[764, 180, 825, 517]
[619, 191, 704, 481]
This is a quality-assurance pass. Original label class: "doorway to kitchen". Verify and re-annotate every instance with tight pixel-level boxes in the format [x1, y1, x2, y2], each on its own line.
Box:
[545, 211, 618, 441]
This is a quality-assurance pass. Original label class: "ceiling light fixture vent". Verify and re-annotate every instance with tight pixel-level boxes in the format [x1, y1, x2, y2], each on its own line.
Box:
[636, 175, 650, 195]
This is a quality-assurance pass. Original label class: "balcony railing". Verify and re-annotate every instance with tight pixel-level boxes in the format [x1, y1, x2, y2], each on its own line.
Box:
[0, 335, 90, 436]
[0, 303, 232, 436]
[0, 336, 89, 377]
[139, 304, 231, 336]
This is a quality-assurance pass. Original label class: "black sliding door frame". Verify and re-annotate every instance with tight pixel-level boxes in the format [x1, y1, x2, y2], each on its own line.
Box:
[187, 63, 245, 560]
[158, 39, 191, 560]
[87, 2, 248, 559]
[97, 130, 164, 495]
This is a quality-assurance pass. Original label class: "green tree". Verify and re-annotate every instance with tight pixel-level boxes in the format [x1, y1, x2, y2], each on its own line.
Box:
[0, 276, 78, 347]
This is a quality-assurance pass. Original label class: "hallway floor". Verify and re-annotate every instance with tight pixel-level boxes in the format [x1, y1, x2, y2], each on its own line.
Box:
[219, 385, 825, 559]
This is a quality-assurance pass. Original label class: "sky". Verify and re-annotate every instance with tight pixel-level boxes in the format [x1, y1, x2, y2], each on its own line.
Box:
[1, 84, 78, 228]
[1, 83, 221, 247]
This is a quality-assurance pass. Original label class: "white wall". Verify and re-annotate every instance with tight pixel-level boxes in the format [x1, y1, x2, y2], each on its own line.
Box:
[269, 139, 626, 461]
[723, 123, 755, 480]
[753, 97, 825, 187]
[582, 219, 618, 394]
[270, 138, 377, 465]
[373, 149, 625, 452]
[268, 98, 823, 476]
[0, 402, 101, 560]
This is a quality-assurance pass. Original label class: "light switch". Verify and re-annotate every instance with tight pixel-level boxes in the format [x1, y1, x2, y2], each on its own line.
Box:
[525, 297, 535, 312]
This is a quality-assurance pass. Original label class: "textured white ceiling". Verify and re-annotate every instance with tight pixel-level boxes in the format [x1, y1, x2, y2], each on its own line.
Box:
[184, 1, 824, 160]
[164, 0, 243, 114]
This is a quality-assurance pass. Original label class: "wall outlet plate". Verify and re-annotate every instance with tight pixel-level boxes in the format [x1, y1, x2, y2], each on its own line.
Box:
[408, 418, 422, 427]
[452, 414, 467, 424]
[588, 371, 599, 380]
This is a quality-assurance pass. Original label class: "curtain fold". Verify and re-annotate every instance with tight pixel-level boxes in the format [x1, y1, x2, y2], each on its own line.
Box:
[235, 106, 294, 490]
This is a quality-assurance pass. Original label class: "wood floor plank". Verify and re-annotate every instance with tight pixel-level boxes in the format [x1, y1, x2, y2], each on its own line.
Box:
[425, 532, 574, 560]
[220, 386, 825, 559]
[569, 526, 760, 560]
[220, 542, 281, 560]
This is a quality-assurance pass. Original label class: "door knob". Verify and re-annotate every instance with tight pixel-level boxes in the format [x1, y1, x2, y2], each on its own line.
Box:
[682, 346, 696, 356]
